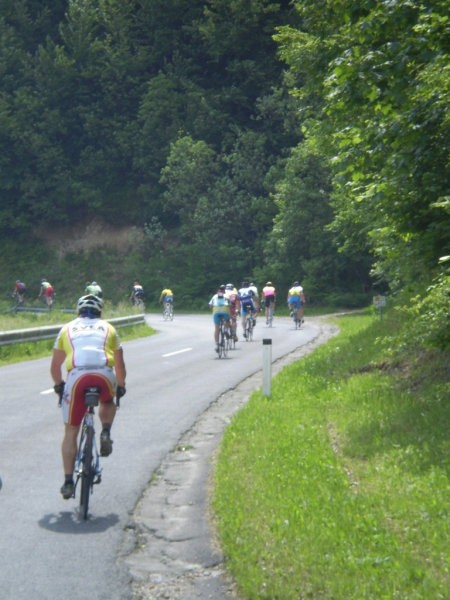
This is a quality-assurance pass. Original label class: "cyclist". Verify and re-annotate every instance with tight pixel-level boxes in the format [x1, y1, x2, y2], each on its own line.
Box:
[159, 287, 174, 311]
[238, 280, 259, 338]
[130, 281, 144, 305]
[262, 281, 276, 323]
[224, 283, 241, 342]
[12, 280, 27, 305]
[38, 278, 55, 308]
[287, 281, 306, 323]
[85, 281, 103, 298]
[209, 285, 232, 353]
[50, 294, 127, 500]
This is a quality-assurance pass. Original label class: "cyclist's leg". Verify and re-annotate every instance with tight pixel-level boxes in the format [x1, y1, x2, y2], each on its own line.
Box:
[213, 313, 221, 351]
[72, 370, 116, 456]
[241, 306, 247, 337]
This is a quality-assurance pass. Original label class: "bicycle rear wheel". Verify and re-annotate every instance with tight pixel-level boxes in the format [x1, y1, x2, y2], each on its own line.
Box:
[79, 428, 94, 520]
[267, 305, 274, 327]
[246, 318, 253, 341]
[218, 327, 227, 358]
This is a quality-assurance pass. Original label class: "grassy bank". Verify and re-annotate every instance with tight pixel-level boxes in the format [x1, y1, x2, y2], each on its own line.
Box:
[213, 310, 449, 599]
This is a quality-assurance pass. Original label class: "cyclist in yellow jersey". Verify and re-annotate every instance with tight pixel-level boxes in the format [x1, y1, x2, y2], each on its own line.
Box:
[50, 295, 126, 499]
[287, 281, 306, 323]
[159, 288, 174, 304]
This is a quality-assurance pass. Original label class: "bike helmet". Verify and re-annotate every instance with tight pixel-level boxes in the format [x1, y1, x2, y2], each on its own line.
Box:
[225, 283, 234, 290]
[293, 281, 300, 286]
[77, 294, 104, 315]
[218, 284, 226, 291]
[266, 281, 272, 285]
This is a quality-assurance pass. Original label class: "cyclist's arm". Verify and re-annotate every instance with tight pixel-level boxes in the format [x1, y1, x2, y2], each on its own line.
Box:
[50, 349, 66, 385]
[114, 347, 126, 387]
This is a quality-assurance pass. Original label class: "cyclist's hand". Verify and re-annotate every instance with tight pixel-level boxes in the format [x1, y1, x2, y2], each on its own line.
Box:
[54, 381, 65, 406]
[116, 385, 126, 399]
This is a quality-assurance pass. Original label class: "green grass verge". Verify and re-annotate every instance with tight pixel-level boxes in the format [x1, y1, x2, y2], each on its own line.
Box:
[0, 317, 155, 366]
[213, 311, 449, 599]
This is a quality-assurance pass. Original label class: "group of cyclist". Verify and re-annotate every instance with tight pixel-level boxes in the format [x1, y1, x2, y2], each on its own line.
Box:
[209, 279, 305, 354]
[11, 278, 56, 308]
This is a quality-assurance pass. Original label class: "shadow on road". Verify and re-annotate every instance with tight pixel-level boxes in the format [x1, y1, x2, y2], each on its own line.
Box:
[38, 511, 119, 534]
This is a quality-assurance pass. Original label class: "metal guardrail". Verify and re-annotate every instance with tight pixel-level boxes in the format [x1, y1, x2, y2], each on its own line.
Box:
[0, 314, 146, 346]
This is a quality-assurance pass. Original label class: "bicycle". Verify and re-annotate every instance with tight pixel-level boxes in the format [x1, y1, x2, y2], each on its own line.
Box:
[163, 301, 174, 321]
[290, 308, 302, 329]
[217, 316, 229, 358]
[266, 303, 275, 327]
[244, 309, 255, 341]
[59, 385, 123, 520]
[132, 294, 145, 310]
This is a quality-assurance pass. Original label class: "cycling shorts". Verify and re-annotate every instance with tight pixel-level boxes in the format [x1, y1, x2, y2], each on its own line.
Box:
[288, 295, 302, 308]
[61, 367, 116, 426]
[213, 311, 230, 325]
[264, 296, 275, 308]
[241, 302, 255, 316]
[163, 296, 173, 303]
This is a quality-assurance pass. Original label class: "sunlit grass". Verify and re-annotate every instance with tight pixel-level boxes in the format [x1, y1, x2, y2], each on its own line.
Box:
[213, 312, 449, 599]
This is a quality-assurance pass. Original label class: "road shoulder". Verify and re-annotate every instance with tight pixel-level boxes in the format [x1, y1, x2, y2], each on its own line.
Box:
[121, 318, 339, 600]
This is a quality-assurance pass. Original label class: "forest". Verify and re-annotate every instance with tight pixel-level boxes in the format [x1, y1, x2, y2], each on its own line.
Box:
[0, 1, 448, 348]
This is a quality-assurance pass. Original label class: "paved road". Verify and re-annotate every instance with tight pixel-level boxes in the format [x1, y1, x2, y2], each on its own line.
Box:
[0, 313, 335, 599]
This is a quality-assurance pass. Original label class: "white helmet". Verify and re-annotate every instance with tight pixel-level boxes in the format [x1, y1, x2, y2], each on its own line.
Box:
[225, 283, 234, 290]
[77, 294, 103, 314]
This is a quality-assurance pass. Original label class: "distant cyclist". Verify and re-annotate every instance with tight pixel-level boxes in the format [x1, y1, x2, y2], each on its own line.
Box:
[85, 281, 103, 298]
[262, 281, 276, 323]
[130, 281, 144, 306]
[39, 278, 55, 308]
[224, 283, 241, 342]
[159, 287, 174, 309]
[50, 294, 126, 500]
[238, 280, 258, 339]
[287, 281, 305, 323]
[209, 285, 231, 353]
[12, 280, 27, 306]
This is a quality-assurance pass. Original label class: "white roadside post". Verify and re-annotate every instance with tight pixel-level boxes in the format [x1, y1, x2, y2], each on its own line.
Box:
[262, 338, 272, 398]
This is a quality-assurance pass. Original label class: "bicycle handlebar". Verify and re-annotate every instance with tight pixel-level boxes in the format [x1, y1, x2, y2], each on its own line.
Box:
[116, 385, 126, 408]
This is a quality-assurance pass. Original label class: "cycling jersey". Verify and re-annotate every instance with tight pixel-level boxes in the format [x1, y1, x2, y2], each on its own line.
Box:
[288, 285, 303, 296]
[209, 294, 231, 325]
[160, 288, 174, 302]
[132, 285, 144, 297]
[54, 317, 122, 371]
[238, 286, 255, 306]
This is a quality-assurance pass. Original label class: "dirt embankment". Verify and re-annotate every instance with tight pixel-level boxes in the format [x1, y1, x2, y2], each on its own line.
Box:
[35, 218, 144, 258]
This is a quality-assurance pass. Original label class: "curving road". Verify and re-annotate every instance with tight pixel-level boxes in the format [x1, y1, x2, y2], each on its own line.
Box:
[0, 312, 327, 599]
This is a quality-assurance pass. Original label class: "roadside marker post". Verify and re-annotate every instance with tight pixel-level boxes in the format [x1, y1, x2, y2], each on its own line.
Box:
[262, 338, 272, 398]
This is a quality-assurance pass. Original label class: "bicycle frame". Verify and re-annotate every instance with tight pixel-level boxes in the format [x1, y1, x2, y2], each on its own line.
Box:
[74, 388, 102, 520]
[244, 308, 254, 341]
[163, 301, 174, 321]
[217, 317, 229, 358]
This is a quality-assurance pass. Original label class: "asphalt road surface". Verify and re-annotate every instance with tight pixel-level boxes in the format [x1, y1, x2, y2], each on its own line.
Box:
[0, 312, 336, 599]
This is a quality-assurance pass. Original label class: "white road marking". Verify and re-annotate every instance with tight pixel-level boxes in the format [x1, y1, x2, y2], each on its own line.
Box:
[162, 347, 192, 358]
[40, 388, 55, 395]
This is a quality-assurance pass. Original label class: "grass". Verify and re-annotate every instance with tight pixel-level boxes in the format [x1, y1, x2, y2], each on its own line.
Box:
[213, 310, 449, 599]
[0, 302, 155, 365]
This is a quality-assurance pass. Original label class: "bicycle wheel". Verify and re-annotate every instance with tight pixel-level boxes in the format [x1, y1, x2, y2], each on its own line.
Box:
[218, 326, 227, 358]
[267, 305, 274, 327]
[79, 427, 94, 520]
[246, 317, 253, 341]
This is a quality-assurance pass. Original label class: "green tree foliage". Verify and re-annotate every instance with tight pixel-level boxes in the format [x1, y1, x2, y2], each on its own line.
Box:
[273, 0, 450, 337]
